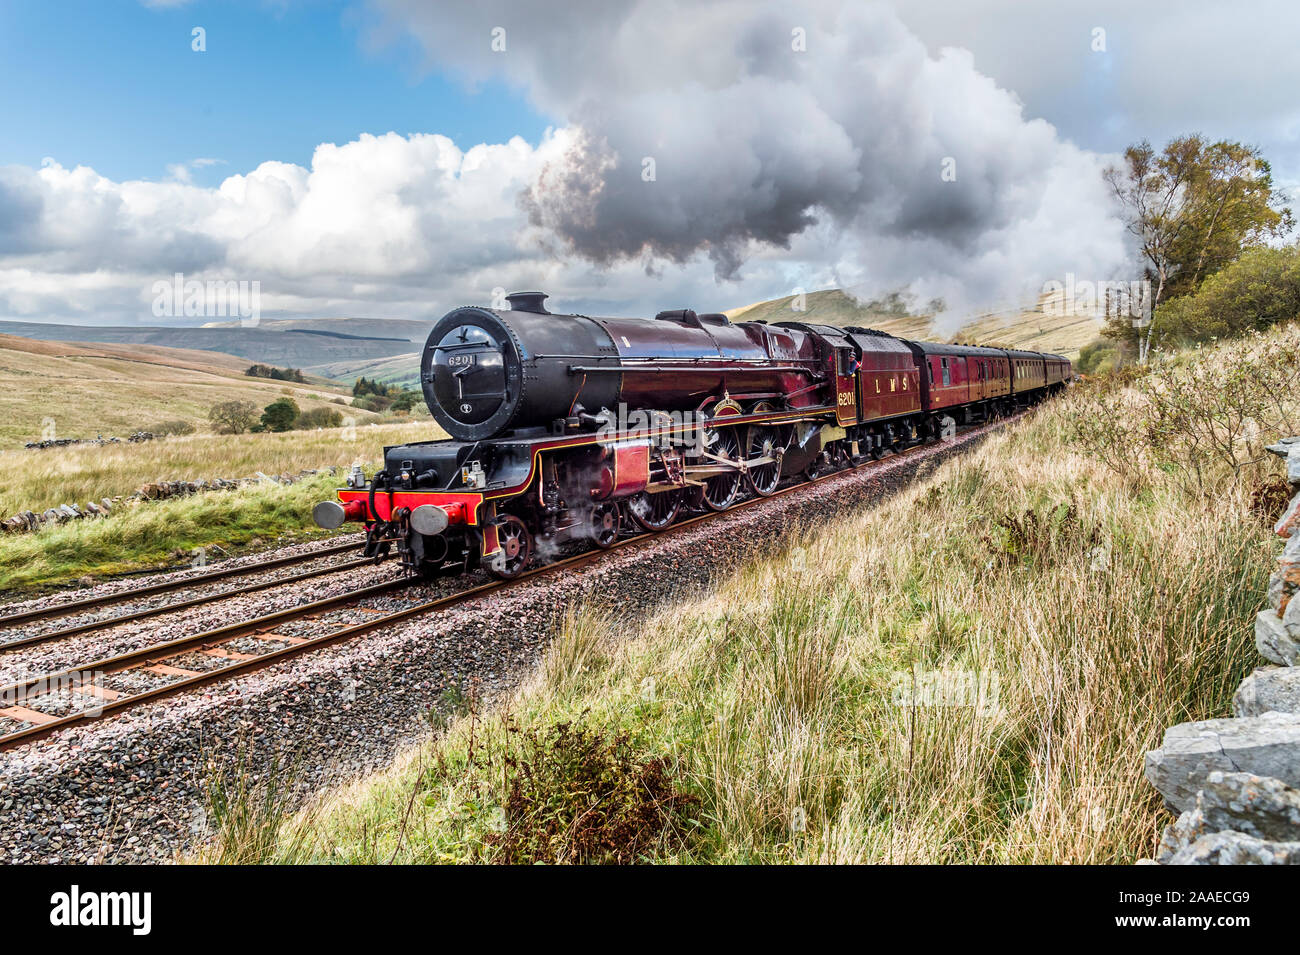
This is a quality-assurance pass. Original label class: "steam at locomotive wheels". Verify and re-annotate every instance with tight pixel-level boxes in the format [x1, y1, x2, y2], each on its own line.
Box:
[312, 291, 1071, 580]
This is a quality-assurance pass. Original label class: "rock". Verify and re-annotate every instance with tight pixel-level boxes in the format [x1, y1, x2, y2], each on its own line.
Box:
[1168, 830, 1300, 864]
[1236, 667, 1300, 717]
[1270, 564, 1300, 615]
[1156, 808, 1207, 862]
[1278, 493, 1300, 538]
[1267, 437, 1300, 459]
[1191, 771, 1300, 842]
[1256, 609, 1300, 666]
[1291, 446, 1300, 486]
[1145, 712, 1300, 812]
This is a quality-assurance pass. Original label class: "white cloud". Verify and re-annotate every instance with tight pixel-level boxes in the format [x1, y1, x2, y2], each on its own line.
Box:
[0, 0, 1173, 328]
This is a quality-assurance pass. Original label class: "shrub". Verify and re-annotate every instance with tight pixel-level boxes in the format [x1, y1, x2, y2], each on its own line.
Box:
[1075, 339, 1121, 376]
[295, 406, 343, 430]
[484, 719, 700, 864]
[150, 419, 196, 436]
[1063, 324, 1300, 494]
[1153, 245, 1300, 347]
[260, 397, 300, 433]
[352, 395, 392, 413]
[208, 400, 259, 435]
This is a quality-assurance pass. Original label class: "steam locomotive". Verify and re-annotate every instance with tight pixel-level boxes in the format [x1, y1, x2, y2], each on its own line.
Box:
[313, 291, 1070, 579]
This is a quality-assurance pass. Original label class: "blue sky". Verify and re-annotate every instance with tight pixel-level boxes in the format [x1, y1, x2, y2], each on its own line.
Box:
[0, 0, 550, 184]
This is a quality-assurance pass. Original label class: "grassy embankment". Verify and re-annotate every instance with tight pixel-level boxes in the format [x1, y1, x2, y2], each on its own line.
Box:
[0, 421, 442, 592]
[197, 324, 1299, 865]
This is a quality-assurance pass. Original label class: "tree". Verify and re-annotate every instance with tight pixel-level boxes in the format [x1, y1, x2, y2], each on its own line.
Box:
[260, 397, 300, 432]
[391, 389, 420, 413]
[1102, 135, 1292, 361]
[208, 399, 259, 435]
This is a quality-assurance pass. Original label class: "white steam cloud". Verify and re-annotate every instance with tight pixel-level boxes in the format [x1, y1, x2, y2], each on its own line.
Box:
[377, 0, 1129, 327]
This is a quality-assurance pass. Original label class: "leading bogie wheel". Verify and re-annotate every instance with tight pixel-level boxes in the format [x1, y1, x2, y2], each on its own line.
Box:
[487, 514, 532, 580]
[589, 501, 620, 548]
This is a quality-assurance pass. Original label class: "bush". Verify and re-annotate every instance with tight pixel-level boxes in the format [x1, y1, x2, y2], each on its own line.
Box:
[208, 400, 259, 435]
[260, 397, 300, 433]
[485, 719, 700, 864]
[1075, 339, 1121, 376]
[1063, 324, 1300, 494]
[295, 407, 343, 430]
[150, 419, 196, 436]
[1153, 245, 1300, 347]
[391, 390, 420, 413]
[352, 395, 392, 413]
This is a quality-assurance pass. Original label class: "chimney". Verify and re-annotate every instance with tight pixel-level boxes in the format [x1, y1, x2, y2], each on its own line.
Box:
[506, 291, 550, 314]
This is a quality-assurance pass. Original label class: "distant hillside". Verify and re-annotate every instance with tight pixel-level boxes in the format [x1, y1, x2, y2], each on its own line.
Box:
[724, 289, 1103, 358]
[0, 318, 425, 379]
[0, 333, 387, 449]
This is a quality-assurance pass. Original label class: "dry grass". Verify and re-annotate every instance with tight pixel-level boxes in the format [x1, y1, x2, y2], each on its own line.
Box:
[201, 327, 1293, 864]
[0, 420, 441, 515]
[0, 420, 445, 590]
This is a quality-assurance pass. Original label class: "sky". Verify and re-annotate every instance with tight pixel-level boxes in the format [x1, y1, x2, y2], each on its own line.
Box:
[0, 0, 1296, 328]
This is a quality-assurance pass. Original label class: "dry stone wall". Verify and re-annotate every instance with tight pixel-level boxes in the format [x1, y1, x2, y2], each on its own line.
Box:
[1144, 436, 1300, 864]
[0, 467, 339, 534]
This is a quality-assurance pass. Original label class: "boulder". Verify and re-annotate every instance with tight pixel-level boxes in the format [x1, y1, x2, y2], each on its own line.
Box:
[1291, 445, 1300, 486]
[1256, 609, 1300, 666]
[1168, 830, 1300, 864]
[1236, 667, 1300, 717]
[1145, 712, 1300, 812]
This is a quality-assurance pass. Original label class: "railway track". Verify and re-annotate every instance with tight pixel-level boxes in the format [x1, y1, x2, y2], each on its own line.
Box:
[0, 423, 1003, 752]
[0, 539, 366, 652]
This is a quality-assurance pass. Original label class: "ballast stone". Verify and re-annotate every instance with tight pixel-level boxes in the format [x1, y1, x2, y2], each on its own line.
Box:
[1145, 712, 1300, 812]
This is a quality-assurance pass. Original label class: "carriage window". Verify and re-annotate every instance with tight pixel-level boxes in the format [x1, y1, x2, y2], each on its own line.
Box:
[940, 357, 951, 387]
